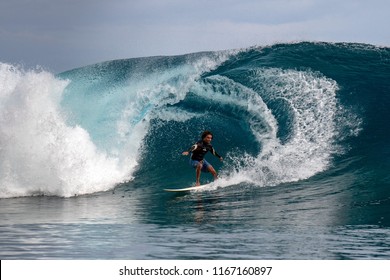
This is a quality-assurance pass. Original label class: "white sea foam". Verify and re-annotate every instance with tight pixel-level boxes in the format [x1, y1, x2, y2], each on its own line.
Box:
[246, 68, 341, 185]
[0, 63, 131, 198]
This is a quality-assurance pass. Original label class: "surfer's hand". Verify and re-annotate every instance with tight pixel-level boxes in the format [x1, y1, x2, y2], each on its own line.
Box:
[220, 157, 223, 162]
[182, 151, 189, 156]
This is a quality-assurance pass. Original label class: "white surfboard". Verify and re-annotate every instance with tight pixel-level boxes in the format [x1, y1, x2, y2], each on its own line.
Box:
[164, 184, 211, 192]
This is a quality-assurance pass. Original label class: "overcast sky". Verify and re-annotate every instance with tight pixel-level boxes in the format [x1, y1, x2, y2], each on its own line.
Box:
[1, 0, 389, 72]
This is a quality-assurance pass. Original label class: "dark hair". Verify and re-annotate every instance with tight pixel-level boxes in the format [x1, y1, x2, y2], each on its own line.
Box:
[201, 130, 213, 140]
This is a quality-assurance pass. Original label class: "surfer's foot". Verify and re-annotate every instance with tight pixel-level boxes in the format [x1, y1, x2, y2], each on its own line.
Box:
[195, 181, 201, 186]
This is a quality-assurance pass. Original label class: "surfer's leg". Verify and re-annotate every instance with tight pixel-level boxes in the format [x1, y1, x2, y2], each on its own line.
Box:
[195, 162, 203, 186]
[207, 165, 218, 180]
[190, 159, 203, 186]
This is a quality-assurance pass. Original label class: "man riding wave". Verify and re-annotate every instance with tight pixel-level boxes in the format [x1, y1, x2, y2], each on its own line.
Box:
[182, 130, 223, 186]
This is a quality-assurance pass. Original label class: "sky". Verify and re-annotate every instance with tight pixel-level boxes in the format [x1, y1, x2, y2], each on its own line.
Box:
[1, 0, 389, 73]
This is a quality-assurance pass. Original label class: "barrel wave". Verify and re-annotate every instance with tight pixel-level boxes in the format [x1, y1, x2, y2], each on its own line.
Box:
[0, 42, 389, 202]
[1, 42, 390, 259]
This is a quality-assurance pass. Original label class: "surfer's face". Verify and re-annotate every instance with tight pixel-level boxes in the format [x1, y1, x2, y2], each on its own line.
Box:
[203, 134, 212, 144]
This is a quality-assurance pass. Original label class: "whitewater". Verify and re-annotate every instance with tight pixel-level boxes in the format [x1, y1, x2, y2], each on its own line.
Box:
[0, 42, 389, 259]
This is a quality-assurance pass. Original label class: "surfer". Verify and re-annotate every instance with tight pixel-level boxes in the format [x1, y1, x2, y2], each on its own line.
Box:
[182, 130, 223, 186]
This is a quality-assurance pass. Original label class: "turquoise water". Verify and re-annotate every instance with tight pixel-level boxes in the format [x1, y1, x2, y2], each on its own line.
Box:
[0, 42, 389, 259]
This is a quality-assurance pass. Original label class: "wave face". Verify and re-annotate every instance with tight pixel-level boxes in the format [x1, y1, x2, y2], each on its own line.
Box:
[1, 42, 389, 198]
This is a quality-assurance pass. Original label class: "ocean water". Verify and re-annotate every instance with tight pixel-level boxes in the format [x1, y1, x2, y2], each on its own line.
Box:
[1, 42, 389, 259]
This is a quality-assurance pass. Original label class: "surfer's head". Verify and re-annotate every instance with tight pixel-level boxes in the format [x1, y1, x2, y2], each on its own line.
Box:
[201, 130, 213, 144]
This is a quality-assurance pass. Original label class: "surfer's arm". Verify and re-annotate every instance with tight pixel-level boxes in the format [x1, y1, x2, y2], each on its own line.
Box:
[211, 147, 223, 161]
[182, 144, 197, 156]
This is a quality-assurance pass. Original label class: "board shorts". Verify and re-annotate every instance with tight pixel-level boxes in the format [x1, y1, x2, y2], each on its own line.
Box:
[190, 159, 211, 173]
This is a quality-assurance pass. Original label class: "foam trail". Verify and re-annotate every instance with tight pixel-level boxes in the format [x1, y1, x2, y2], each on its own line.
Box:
[0, 63, 131, 198]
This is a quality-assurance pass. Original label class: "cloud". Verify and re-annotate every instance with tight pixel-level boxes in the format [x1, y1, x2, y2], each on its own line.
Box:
[1, 0, 389, 72]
